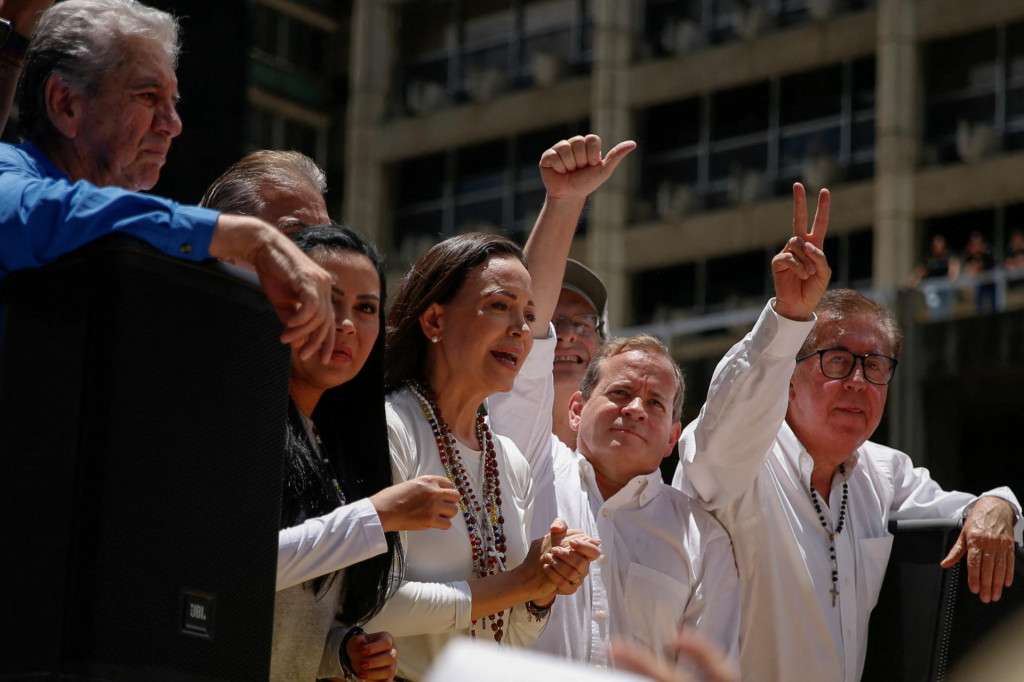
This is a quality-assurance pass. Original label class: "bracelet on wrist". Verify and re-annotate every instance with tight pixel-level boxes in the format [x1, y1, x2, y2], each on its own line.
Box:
[339, 626, 366, 678]
[525, 599, 553, 618]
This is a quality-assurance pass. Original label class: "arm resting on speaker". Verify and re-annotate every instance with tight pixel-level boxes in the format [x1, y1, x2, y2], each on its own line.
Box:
[277, 497, 387, 591]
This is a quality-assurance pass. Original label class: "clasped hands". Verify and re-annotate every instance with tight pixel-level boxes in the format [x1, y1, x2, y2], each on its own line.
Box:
[523, 518, 601, 607]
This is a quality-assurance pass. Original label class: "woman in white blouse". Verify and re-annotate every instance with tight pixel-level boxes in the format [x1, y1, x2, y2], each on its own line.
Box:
[271, 224, 461, 682]
[366, 231, 601, 681]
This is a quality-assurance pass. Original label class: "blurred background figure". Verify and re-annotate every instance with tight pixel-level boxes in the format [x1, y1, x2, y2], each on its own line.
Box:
[908, 233, 960, 321]
[963, 231, 996, 313]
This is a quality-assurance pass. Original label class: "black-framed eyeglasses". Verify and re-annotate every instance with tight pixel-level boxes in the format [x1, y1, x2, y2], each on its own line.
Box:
[796, 348, 899, 386]
[553, 313, 601, 337]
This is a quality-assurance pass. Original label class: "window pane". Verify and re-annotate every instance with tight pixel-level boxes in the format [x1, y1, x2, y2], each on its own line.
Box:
[396, 154, 446, 205]
[456, 141, 507, 194]
[645, 98, 701, 149]
[633, 263, 697, 324]
[925, 29, 997, 95]
[706, 250, 767, 308]
[781, 65, 843, 125]
[455, 198, 505, 232]
[283, 120, 319, 159]
[852, 57, 876, 111]
[711, 83, 770, 139]
[847, 230, 874, 285]
[709, 142, 768, 181]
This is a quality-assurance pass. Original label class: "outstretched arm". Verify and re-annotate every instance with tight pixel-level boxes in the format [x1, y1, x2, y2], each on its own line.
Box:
[524, 134, 635, 331]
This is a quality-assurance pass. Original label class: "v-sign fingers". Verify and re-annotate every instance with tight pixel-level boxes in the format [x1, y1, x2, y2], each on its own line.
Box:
[808, 188, 831, 249]
[792, 183, 808, 239]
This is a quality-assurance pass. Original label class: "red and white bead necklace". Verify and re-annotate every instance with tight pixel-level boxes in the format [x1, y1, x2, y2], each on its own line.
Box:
[408, 379, 508, 642]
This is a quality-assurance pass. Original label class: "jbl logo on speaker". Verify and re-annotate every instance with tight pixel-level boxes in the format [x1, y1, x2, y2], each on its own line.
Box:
[182, 592, 215, 638]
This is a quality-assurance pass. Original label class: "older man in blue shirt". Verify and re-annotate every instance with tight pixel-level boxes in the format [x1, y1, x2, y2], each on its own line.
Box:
[0, 0, 335, 360]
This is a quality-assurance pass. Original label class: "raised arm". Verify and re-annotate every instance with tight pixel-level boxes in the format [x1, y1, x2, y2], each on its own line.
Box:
[675, 184, 829, 507]
[524, 134, 635, 331]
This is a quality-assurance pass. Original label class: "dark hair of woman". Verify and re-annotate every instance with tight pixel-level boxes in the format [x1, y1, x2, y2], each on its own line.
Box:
[385, 233, 527, 392]
[279, 223, 402, 625]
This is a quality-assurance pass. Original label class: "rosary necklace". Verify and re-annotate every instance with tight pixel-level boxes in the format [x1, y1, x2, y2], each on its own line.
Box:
[408, 379, 508, 642]
[809, 463, 847, 607]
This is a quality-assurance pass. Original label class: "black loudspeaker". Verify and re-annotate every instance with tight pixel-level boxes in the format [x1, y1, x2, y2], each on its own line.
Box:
[0, 236, 291, 681]
[863, 518, 1024, 682]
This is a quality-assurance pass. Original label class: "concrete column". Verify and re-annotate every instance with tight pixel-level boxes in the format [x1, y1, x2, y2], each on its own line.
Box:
[588, 0, 635, 330]
[873, 0, 919, 291]
[344, 0, 393, 248]
[875, 0, 921, 457]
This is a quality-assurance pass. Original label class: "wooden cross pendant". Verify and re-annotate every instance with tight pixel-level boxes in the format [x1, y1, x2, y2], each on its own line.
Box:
[830, 585, 839, 607]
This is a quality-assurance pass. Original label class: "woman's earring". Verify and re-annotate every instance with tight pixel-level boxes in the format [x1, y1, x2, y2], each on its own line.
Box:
[431, 335, 439, 344]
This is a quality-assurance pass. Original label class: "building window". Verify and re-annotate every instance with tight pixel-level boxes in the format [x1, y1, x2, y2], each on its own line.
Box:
[397, 0, 594, 117]
[247, 94, 330, 166]
[630, 228, 872, 325]
[923, 21, 1024, 166]
[637, 57, 875, 221]
[249, 1, 335, 108]
[637, 0, 878, 59]
[391, 122, 589, 266]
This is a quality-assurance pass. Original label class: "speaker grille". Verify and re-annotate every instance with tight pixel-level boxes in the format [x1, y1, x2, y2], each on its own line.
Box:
[2, 236, 290, 682]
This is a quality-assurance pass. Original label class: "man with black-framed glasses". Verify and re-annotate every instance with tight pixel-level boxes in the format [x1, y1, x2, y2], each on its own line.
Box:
[672, 210, 1022, 681]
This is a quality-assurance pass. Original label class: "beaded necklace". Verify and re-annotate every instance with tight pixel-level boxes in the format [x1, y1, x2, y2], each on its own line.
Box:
[407, 379, 508, 643]
[809, 463, 847, 607]
[299, 409, 346, 507]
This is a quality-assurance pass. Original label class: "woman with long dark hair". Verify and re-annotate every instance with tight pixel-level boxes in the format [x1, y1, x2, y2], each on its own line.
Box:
[271, 224, 459, 682]
[363, 136, 630, 680]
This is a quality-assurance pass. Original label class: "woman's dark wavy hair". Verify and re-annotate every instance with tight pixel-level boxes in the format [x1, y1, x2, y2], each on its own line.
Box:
[280, 223, 402, 626]
[385, 233, 527, 392]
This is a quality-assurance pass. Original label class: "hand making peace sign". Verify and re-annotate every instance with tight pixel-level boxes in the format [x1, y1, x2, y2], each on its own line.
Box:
[771, 183, 831, 321]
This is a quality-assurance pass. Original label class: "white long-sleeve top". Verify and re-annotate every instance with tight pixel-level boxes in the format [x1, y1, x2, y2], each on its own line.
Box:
[273, 461, 389, 680]
[672, 300, 1024, 682]
[488, 332, 740, 671]
[364, 386, 546, 681]
[276, 498, 387, 590]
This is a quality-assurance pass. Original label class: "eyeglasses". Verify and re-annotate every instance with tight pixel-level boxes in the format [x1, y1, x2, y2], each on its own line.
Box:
[796, 348, 899, 386]
[552, 314, 601, 337]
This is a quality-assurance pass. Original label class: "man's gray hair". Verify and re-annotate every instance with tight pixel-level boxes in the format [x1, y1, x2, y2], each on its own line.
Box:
[17, 0, 180, 144]
[199, 150, 328, 216]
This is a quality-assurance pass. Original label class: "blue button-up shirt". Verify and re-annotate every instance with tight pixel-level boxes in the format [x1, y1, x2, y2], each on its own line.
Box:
[0, 140, 221, 338]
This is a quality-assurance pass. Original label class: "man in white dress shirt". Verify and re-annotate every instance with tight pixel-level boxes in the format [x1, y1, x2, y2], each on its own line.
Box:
[488, 135, 741, 673]
[673, 187, 1022, 682]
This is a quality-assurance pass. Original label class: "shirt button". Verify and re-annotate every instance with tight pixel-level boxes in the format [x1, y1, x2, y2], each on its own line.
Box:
[597, 555, 608, 564]
[846, 630, 853, 638]
[602, 509, 610, 517]
[180, 243, 193, 254]
[595, 610, 607, 621]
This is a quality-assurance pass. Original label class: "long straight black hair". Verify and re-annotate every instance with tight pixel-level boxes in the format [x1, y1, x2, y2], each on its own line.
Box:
[280, 223, 401, 626]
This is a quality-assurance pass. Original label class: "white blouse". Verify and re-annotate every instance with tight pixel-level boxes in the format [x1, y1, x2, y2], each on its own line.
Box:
[363, 386, 547, 681]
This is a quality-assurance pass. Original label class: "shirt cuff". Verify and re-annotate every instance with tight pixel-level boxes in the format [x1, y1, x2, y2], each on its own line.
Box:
[763, 298, 817, 357]
[345, 497, 388, 553]
[452, 581, 474, 631]
[167, 204, 220, 261]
